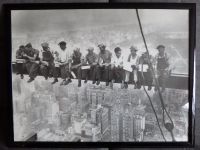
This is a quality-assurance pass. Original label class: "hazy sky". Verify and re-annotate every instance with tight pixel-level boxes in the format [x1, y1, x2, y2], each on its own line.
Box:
[11, 9, 189, 37]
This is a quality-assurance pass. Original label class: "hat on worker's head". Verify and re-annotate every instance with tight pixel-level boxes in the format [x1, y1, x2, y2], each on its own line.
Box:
[130, 46, 138, 51]
[19, 45, 25, 49]
[41, 42, 49, 48]
[156, 45, 165, 50]
[25, 43, 32, 48]
[58, 41, 67, 46]
[87, 47, 94, 51]
[98, 43, 106, 49]
[74, 47, 80, 52]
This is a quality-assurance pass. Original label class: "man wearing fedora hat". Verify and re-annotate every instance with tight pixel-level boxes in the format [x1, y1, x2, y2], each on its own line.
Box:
[124, 46, 140, 89]
[96, 43, 112, 86]
[40, 42, 54, 80]
[76, 47, 98, 87]
[155, 44, 170, 92]
[15, 45, 26, 79]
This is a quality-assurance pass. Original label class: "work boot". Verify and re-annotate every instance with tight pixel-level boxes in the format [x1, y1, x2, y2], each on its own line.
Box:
[121, 83, 125, 89]
[110, 81, 113, 89]
[27, 77, 34, 83]
[84, 79, 88, 83]
[52, 78, 58, 84]
[148, 86, 152, 91]
[92, 80, 96, 84]
[20, 74, 24, 79]
[106, 82, 109, 86]
[96, 80, 100, 85]
[64, 79, 72, 85]
[78, 80, 81, 87]
[60, 80, 66, 86]
[125, 82, 128, 89]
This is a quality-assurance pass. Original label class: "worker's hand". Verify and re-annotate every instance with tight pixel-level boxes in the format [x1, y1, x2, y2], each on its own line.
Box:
[23, 54, 28, 57]
[35, 61, 40, 64]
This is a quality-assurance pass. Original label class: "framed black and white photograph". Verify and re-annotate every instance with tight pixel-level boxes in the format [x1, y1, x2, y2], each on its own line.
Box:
[5, 3, 196, 148]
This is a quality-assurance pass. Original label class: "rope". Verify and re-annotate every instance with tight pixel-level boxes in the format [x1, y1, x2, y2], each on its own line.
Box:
[136, 9, 176, 141]
[140, 64, 166, 141]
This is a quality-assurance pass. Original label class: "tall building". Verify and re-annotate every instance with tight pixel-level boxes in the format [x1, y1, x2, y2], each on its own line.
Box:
[100, 106, 109, 134]
[60, 112, 71, 130]
[122, 104, 134, 141]
[133, 115, 145, 141]
[110, 104, 123, 141]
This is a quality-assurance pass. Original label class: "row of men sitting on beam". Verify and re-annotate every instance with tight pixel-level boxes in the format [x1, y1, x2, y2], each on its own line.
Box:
[15, 41, 170, 91]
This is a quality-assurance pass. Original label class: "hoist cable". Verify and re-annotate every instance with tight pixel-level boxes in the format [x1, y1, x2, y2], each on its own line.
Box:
[136, 9, 176, 141]
[140, 64, 166, 141]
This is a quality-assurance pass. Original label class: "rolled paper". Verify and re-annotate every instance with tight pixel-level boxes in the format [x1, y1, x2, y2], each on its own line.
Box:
[81, 65, 91, 70]
[16, 59, 25, 63]
[123, 62, 132, 72]
[138, 64, 148, 72]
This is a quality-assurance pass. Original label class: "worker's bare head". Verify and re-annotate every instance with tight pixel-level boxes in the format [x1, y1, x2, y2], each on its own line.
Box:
[114, 47, 122, 58]
[157, 45, 165, 54]
[58, 41, 67, 50]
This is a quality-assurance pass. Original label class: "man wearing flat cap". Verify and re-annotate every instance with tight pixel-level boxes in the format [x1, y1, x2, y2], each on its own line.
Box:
[52, 41, 72, 85]
[23, 43, 40, 83]
[154, 44, 170, 92]
[40, 42, 54, 80]
[77, 47, 98, 87]
[96, 43, 112, 86]
[124, 46, 140, 89]
[70, 48, 84, 87]
[15, 45, 26, 79]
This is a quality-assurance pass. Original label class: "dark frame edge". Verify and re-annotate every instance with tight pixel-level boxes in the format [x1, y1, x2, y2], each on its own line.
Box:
[3, 2, 196, 148]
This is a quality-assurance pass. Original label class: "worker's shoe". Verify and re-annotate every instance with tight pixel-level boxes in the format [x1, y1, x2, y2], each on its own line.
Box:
[27, 77, 34, 83]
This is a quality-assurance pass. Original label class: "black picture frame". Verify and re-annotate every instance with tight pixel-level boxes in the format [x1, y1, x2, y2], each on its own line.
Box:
[4, 2, 196, 148]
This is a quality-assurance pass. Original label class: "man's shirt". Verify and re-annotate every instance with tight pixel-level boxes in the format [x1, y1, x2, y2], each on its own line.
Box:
[155, 52, 170, 70]
[111, 54, 124, 67]
[42, 50, 54, 63]
[16, 49, 24, 59]
[54, 48, 72, 63]
[85, 52, 98, 65]
[128, 54, 139, 66]
[98, 50, 112, 64]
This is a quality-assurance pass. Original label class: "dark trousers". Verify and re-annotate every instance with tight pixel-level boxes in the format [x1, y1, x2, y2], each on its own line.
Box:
[157, 69, 168, 90]
[25, 62, 40, 79]
[16, 63, 25, 75]
[110, 67, 124, 82]
[40, 64, 54, 79]
[137, 70, 153, 87]
[95, 65, 111, 82]
[60, 64, 70, 80]
[77, 65, 96, 81]
[53, 67, 60, 79]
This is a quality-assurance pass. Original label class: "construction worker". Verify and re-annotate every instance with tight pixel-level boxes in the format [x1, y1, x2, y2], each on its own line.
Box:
[96, 44, 112, 86]
[110, 47, 125, 89]
[155, 45, 170, 92]
[70, 48, 84, 87]
[23, 43, 40, 83]
[40, 42, 54, 80]
[77, 47, 98, 87]
[124, 46, 140, 89]
[52, 41, 72, 85]
[137, 51, 153, 90]
[15, 45, 26, 79]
